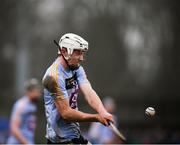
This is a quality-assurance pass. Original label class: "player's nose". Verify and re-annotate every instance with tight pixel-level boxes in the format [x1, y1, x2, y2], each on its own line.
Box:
[79, 54, 84, 61]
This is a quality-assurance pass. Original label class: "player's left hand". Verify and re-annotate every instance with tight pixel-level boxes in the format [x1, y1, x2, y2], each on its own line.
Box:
[99, 111, 114, 126]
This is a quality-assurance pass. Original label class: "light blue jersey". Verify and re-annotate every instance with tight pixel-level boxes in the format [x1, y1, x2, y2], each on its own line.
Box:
[7, 96, 37, 144]
[42, 57, 88, 143]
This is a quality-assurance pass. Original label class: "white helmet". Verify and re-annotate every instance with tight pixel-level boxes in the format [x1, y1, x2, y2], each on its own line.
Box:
[58, 33, 88, 57]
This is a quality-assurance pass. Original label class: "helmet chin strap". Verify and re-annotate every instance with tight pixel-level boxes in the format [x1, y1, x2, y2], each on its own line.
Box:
[62, 54, 80, 71]
[68, 63, 80, 71]
[54, 40, 80, 71]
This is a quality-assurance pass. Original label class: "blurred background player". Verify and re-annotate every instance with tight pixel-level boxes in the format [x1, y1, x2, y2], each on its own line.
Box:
[7, 78, 42, 144]
[42, 33, 114, 144]
[88, 97, 121, 144]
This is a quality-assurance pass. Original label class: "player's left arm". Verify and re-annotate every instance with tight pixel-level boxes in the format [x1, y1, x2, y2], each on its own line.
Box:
[79, 82, 114, 123]
[77, 66, 114, 123]
[79, 82, 105, 113]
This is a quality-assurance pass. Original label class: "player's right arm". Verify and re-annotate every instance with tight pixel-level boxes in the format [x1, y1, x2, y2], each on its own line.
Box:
[10, 103, 29, 144]
[55, 98, 99, 122]
[42, 75, 107, 124]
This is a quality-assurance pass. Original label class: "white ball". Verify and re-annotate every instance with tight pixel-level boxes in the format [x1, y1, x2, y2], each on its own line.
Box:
[145, 107, 155, 116]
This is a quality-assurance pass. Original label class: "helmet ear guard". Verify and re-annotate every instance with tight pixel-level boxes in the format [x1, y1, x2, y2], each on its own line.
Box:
[54, 40, 71, 60]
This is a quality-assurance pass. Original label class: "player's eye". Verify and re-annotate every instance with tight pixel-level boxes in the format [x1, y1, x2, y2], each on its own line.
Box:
[74, 50, 84, 55]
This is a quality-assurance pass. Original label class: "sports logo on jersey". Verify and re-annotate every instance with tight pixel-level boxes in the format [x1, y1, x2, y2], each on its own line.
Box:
[69, 92, 78, 109]
[65, 73, 78, 90]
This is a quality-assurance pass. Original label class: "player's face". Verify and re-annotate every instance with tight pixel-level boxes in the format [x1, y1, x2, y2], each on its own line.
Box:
[27, 89, 42, 102]
[68, 49, 86, 66]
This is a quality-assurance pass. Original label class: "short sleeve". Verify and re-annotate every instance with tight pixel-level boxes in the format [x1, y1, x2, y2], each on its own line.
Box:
[42, 75, 68, 100]
[57, 77, 69, 99]
[76, 66, 88, 85]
